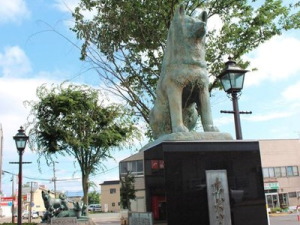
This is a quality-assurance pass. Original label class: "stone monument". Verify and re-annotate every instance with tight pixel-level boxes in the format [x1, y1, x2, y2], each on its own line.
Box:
[138, 4, 268, 225]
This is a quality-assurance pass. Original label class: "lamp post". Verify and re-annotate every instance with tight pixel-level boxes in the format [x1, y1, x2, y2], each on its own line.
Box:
[11, 175, 15, 223]
[13, 126, 29, 225]
[218, 57, 249, 140]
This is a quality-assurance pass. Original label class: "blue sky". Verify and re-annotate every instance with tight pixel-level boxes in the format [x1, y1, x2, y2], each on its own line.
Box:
[1, 0, 300, 196]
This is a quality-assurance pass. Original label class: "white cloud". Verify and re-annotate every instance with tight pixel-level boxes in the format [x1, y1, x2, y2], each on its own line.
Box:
[54, 0, 96, 24]
[246, 111, 293, 122]
[282, 81, 300, 101]
[207, 14, 223, 33]
[0, 76, 69, 195]
[0, 0, 30, 25]
[214, 116, 234, 126]
[54, 0, 79, 13]
[0, 46, 32, 77]
[246, 36, 300, 86]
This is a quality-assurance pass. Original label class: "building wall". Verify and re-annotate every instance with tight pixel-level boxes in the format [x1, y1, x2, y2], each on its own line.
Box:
[101, 182, 121, 212]
[260, 139, 300, 208]
[30, 188, 49, 214]
[0, 124, 3, 194]
[130, 176, 146, 212]
[22, 187, 55, 215]
[260, 139, 300, 167]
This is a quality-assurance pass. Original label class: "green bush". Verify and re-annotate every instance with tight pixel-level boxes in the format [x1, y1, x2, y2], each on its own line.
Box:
[270, 207, 282, 213]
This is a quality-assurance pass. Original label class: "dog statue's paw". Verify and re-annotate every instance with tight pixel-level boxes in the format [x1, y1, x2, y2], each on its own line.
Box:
[203, 125, 219, 132]
[173, 125, 189, 133]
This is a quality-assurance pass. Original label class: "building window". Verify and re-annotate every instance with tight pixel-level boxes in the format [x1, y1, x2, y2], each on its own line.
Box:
[120, 160, 144, 175]
[112, 202, 115, 207]
[263, 166, 299, 178]
[110, 188, 116, 194]
[287, 166, 299, 176]
[269, 168, 275, 177]
[287, 166, 293, 176]
[281, 167, 287, 177]
[263, 167, 275, 178]
[288, 192, 297, 198]
[293, 166, 299, 176]
[274, 167, 281, 177]
[263, 168, 269, 178]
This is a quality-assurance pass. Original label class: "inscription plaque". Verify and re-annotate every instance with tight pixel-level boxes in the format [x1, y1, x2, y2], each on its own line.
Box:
[206, 170, 232, 225]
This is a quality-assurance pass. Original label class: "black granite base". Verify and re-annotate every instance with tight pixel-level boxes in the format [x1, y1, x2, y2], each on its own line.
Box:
[143, 141, 268, 225]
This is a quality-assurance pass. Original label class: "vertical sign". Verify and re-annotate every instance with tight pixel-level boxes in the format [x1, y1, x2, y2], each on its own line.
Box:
[206, 170, 232, 225]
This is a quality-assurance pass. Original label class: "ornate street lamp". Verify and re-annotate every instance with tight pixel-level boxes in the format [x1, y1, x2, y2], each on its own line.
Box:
[13, 126, 29, 225]
[218, 57, 249, 140]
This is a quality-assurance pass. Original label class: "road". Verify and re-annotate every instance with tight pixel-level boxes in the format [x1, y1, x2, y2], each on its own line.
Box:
[269, 213, 300, 225]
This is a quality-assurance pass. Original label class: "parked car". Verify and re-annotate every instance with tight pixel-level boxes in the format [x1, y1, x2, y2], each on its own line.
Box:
[32, 212, 39, 219]
[22, 211, 39, 219]
[87, 204, 101, 212]
[22, 212, 30, 219]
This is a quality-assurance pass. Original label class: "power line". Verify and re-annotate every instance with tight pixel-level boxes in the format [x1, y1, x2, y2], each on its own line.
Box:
[3, 165, 119, 182]
[2, 170, 81, 182]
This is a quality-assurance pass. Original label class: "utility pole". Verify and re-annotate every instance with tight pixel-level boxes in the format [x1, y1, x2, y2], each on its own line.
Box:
[52, 161, 58, 198]
[28, 182, 33, 223]
[220, 109, 252, 140]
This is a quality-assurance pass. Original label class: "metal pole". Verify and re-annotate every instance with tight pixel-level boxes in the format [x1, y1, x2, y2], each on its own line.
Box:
[29, 182, 33, 223]
[232, 92, 243, 140]
[17, 152, 23, 225]
[11, 175, 15, 223]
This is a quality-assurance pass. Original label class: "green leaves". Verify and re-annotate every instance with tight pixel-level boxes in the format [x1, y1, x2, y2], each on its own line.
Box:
[26, 82, 139, 205]
[120, 171, 136, 210]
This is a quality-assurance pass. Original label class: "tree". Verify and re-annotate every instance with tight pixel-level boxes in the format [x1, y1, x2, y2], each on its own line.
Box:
[120, 171, 136, 210]
[71, 0, 300, 134]
[88, 191, 100, 204]
[26, 83, 138, 206]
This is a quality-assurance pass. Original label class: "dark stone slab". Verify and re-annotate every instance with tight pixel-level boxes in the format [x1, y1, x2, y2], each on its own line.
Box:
[143, 140, 268, 225]
[38, 217, 95, 225]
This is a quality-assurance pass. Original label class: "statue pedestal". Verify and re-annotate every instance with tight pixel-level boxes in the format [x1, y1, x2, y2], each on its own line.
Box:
[143, 140, 268, 225]
[140, 131, 232, 151]
[38, 217, 95, 225]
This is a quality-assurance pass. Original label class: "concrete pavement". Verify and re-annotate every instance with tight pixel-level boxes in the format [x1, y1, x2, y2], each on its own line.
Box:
[89, 213, 120, 225]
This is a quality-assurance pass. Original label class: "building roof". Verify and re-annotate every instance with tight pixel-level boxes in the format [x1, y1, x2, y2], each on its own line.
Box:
[100, 180, 120, 185]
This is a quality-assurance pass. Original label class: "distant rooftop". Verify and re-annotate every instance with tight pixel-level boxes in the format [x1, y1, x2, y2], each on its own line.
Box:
[100, 180, 120, 185]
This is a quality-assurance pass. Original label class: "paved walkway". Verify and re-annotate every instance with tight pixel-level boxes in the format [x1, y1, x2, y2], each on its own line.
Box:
[1, 212, 298, 225]
[0, 213, 121, 224]
[89, 213, 120, 225]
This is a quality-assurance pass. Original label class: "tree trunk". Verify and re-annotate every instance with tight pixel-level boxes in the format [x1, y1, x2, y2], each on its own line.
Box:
[82, 172, 89, 210]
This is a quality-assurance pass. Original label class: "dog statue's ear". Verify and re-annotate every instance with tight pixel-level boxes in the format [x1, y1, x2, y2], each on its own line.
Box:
[199, 11, 208, 23]
[175, 4, 185, 17]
